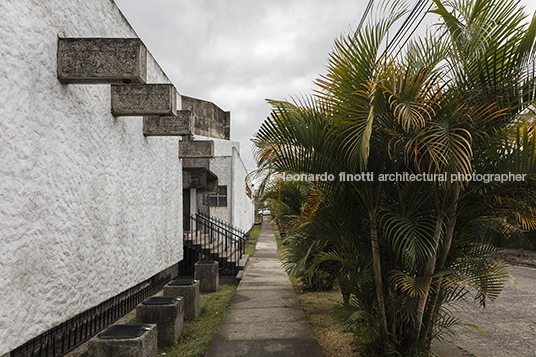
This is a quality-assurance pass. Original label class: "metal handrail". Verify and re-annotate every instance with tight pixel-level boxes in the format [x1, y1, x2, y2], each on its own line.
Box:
[196, 212, 243, 237]
[183, 213, 246, 272]
[195, 212, 246, 244]
[197, 211, 245, 237]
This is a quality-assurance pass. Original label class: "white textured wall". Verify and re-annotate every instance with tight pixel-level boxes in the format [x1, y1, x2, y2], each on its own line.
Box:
[0, 1, 183, 354]
[208, 139, 254, 232]
[231, 147, 255, 232]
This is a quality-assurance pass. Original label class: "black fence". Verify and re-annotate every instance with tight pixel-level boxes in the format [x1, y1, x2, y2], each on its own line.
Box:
[11, 214, 246, 357]
[196, 212, 246, 239]
[183, 213, 246, 274]
[11, 271, 172, 357]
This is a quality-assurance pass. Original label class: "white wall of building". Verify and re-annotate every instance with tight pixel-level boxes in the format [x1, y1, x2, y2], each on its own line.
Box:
[208, 139, 254, 232]
[0, 1, 183, 354]
[231, 147, 256, 232]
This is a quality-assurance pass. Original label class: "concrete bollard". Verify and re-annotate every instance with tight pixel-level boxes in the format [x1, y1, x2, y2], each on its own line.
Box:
[163, 279, 201, 321]
[136, 296, 184, 347]
[88, 324, 157, 357]
[194, 260, 219, 293]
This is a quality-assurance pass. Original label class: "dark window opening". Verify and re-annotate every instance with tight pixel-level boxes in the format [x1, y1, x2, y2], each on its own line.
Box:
[209, 186, 227, 207]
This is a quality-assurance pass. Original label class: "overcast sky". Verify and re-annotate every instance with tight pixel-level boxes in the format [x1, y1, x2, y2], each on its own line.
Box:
[114, 0, 536, 172]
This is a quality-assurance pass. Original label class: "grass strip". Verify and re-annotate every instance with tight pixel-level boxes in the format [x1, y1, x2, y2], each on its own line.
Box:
[157, 283, 237, 357]
[244, 222, 261, 256]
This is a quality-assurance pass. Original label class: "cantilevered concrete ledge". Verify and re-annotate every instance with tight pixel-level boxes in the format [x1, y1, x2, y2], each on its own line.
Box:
[179, 140, 214, 158]
[143, 111, 193, 136]
[183, 167, 218, 193]
[57, 38, 147, 84]
[182, 96, 230, 140]
[111, 84, 177, 117]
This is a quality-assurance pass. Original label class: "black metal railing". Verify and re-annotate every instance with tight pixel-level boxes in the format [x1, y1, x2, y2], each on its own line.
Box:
[183, 213, 246, 274]
[11, 271, 172, 357]
[196, 212, 246, 239]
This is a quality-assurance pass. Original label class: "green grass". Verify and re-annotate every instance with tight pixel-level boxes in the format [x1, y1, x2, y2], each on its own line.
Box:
[244, 223, 261, 256]
[272, 223, 286, 262]
[157, 284, 237, 357]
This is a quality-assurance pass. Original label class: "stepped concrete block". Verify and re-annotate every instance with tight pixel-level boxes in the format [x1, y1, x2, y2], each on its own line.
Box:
[202, 175, 218, 194]
[182, 96, 230, 140]
[183, 167, 218, 193]
[163, 280, 201, 321]
[178, 140, 214, 158]
[136, 297, 184, 347]
[194, 261, 219, 293]
[182, 157, 209, 169]
[88, 324, 157, 357]
[111, 84, 177, 117]
[143, 111, 193, 136]
[57, 38, 147, 84]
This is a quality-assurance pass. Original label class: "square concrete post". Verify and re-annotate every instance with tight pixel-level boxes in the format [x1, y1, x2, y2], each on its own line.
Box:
[194, 260, 219, 293]
[88, 324, 157, 357]
[136, 297, 184, 347]
[163, 280, 201, 321]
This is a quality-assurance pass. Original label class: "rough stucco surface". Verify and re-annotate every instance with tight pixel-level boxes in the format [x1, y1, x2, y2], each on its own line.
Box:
[231, 147, 255, 232]
[0, 1, 182, 354]
[208, 140, 254, 232]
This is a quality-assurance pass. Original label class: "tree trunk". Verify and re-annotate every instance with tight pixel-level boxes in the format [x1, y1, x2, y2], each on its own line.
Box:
[341, 287, 351, 305]
[370, 212, 389, 339]
[414, 214, 444, 338]
[420, 187, 460, 343]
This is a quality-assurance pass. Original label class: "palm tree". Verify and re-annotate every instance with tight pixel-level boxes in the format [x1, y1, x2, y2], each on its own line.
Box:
[252, 0, 536, 355]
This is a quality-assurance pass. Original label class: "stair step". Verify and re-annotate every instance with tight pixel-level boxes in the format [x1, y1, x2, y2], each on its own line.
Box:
[238, 254, 249, 270]
[184, 231, 243, 275]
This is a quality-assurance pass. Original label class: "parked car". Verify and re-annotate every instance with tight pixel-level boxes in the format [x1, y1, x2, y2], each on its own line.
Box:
[262, 208, 271, 215]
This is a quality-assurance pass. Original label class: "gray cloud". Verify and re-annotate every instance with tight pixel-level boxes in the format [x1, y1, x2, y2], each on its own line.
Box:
[115, 0, 367, 170]
[114, 0, 536, 171]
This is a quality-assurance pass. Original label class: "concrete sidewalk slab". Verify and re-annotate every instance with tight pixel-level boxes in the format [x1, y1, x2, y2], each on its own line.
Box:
[228, 290, 300, 309]
[221, 307, 307, 324]
[216, 320, 316, 340]
[237, 280, 294, 290]
[246, 259, 285, 270]
[206, 336, 324, 357]
[205, 220, 324, 357]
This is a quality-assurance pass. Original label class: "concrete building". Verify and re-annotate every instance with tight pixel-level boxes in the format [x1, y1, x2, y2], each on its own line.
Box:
[207, 139, 255, 233]
[184, 137, 255, 234]
[0, 1, 253, 356]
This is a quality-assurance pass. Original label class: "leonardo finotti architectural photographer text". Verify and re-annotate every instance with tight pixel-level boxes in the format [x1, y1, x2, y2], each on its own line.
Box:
[282, 172, 528, 183]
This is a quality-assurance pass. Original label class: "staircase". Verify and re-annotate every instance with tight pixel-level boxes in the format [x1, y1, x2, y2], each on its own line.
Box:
[183, 213, 247, 275]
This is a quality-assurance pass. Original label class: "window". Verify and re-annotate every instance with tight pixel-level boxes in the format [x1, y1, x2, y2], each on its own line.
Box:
[209, 186, 227, 207]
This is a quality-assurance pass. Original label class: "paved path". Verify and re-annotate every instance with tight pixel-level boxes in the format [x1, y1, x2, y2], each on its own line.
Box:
[433, 265, 536, 357]
[450, 265, 536, 356]
[205, 220, 324, 357]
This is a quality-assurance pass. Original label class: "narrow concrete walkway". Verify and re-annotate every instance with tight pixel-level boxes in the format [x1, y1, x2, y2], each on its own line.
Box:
[205, 220, 324, 357]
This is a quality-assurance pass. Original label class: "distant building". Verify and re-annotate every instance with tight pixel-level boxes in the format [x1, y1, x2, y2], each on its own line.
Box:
[196, 138, 254, 233]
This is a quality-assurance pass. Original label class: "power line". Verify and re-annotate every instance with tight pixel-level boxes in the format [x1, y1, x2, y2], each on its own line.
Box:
[354, 0, 435, 62]
[389, 2, 434, 59]
[355, 0, 375, 35]
[383, 0, 431, 58]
